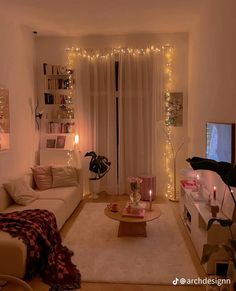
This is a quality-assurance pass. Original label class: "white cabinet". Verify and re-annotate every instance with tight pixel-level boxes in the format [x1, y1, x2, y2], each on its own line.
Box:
[180, 186, 231, 274]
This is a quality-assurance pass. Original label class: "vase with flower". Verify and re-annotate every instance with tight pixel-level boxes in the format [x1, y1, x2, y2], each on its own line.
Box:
[127, 177, 143, 205]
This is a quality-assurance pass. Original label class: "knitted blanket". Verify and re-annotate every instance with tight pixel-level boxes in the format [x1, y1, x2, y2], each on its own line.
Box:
[0, 209, 81, 290]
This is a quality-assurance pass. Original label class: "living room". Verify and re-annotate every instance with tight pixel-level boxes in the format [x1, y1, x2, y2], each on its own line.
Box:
[0, 0, 236, 290]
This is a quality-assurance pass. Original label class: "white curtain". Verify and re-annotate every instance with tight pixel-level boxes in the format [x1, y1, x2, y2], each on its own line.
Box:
[118, 53, 161, 193]
[75, 50, 162, 195]
[75, 53, 117, 194]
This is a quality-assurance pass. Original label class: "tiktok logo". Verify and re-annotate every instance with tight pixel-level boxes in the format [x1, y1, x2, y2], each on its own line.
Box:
[173, 278, 179, 285]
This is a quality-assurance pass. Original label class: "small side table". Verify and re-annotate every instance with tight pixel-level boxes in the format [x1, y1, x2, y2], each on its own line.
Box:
[139, 176, 156, 201]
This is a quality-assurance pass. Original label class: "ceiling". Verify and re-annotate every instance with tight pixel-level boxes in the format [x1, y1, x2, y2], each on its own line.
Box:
[0, 0, 204, 36]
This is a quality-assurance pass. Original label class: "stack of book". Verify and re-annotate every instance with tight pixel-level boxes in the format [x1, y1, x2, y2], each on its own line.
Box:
[122, 202, 145, 218]
[180, 179, 197, 190]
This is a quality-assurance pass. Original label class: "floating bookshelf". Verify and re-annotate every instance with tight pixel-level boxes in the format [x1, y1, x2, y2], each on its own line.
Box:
[40, 63, 76, 151]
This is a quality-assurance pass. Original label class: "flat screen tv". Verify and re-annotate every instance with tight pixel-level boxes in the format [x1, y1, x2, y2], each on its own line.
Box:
[206, 122, 235, 163]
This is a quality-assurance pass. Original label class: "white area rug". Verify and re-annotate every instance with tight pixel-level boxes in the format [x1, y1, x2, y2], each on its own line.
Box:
[63, 203, 198, 284]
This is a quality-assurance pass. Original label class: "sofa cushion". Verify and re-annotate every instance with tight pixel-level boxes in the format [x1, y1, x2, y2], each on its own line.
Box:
[0, 186, 13, 212]
[37, 186, 82, 220]
[31, 165, 52, 190]
[3, 179, 39, 206]
[51, 166, 78, 188]
[1, 199, 66, 230]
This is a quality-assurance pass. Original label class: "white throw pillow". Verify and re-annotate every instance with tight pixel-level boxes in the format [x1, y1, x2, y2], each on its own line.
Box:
[4, 178, 39, 206]
[51, 166, 78, 188]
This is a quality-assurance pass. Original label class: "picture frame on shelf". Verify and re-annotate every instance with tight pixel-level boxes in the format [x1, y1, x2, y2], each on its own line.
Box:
[56, 135, 66, 149]
[46, 139, 56, 148]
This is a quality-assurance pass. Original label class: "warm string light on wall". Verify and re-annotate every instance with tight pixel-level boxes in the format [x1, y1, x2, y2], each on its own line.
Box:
[163, 46, 175, 200]
[65, 67, 76, 166]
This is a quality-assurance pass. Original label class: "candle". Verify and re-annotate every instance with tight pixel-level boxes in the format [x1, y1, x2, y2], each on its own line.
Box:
[196, 174, 200, 181]
[74, 134, 79, 150]
[149, 190, 152, 211]
[213, 186, 216, 200]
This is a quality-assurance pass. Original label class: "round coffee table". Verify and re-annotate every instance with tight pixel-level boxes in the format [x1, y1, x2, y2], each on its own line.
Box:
[104, 201, 161, 237]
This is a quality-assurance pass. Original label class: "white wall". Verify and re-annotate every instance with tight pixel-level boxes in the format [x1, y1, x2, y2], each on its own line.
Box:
[188, 0, 236, 205]
[0, 14, 37, 180]
[189, 0, 236, 157]
[36, 33, 189, 195]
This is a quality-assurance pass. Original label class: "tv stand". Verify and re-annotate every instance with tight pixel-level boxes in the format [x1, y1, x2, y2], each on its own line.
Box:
[180, 186, 231, 274]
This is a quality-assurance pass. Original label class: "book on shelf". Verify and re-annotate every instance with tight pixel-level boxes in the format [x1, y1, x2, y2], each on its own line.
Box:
[44, 93, 54, 104]
[43, 63, 74, 76]
[48, 121, 75, 134]
[48, 122, 60, 133]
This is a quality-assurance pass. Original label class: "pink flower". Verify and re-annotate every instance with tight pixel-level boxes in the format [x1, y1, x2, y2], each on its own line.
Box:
[127, 177, 143, 184]
[127, 177, 142, 192]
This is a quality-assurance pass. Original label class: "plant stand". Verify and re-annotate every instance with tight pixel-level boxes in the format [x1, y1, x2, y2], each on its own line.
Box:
[89, 179, 100, 199]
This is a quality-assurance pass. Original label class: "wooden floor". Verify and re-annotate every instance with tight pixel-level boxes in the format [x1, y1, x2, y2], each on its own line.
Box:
[3, 193, 206, 291]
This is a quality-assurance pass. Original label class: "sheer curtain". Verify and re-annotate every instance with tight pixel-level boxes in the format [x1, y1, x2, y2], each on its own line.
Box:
[75, 53, 117, 194]
[75, 50, 162, 195]
[118, 53, 161, 193]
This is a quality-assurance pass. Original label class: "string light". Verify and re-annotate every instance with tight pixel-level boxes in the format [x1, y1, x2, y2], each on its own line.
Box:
[66, 45, 165, 62]
[163, 45, 175, 199]
[66, 44, 175, 198]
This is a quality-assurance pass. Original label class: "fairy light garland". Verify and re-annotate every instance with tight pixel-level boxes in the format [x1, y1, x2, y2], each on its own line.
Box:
[66, 45, 163, 62]
[66, 44, 175, 196]
[65, 67, 75, 166]
[163, 46, 175, 199]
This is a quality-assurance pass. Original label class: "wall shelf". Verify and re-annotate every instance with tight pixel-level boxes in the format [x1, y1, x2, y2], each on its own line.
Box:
[40, 63, 77, 153]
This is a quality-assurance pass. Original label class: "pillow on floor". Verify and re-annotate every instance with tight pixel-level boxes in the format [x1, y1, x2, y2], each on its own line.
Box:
[31, 165, 52, 190]
[51, 166, 78, 188]
[4, 178, 39, 205]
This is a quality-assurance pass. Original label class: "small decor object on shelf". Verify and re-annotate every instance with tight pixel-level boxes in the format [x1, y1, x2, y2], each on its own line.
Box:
[56, 135, 66, 148]
[46, 139, 56, 148]
[127, 177, 143, 205]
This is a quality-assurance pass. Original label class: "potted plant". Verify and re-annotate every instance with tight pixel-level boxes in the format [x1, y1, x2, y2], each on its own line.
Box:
[201, 218, 236, 290]
[85, 151, 111, 199]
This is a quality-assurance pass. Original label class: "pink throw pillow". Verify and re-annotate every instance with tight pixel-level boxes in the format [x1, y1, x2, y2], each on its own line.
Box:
[31, 165, 52, 190]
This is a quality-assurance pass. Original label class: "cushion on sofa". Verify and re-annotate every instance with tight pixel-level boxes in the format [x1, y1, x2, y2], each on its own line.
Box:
[31, 165, 52, 190]
[51, 166, 78, 188]
[0, 186, 13, 211]
[3, 179, 39, 206]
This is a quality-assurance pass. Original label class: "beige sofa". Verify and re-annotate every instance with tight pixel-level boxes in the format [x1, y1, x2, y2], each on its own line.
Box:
[0, 173, 83, 278]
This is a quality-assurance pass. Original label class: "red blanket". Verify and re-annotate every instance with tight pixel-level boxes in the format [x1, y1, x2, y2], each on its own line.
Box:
[0, 209, 81, 290]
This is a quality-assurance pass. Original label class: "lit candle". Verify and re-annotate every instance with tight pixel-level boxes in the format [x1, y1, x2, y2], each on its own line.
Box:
[149, 190, 152, 211]
[74, 134, 79, 150]
[213, 186, 216, 200]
